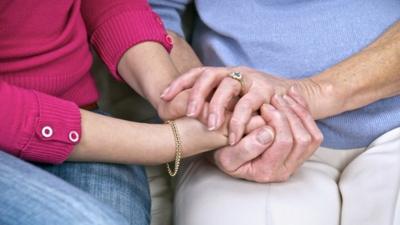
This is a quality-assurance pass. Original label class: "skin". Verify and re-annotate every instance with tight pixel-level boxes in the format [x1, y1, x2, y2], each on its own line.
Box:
[68, 42, 222, 164]
[164, 20, 400, 124]
[161, 32, 321, 183]
[161, 20, 400, 182]
[69, 40, 277, 165]
[70, 110, 227, 165]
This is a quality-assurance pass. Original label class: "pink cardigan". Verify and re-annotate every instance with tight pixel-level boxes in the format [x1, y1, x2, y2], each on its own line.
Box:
[0, 0, 172, 164]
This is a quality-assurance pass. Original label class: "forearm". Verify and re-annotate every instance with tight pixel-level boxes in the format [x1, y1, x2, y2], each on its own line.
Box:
[69, 110, 227, 165]
[117, 42, 179, 109]
[308, 21, 400, 118]
[167, 31, 203, 73]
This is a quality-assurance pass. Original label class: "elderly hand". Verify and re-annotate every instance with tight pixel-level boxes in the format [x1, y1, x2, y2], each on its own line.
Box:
[160, 66, 323, 145]
[211, 94, 323, 183]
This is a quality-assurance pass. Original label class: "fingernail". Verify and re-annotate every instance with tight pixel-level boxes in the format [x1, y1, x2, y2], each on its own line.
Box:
[187, 101, 197, 117]
[208, 113, 217, 131]
[160, 87, 170, 97]
[256, 128, 273, 145]
[229, 132, 236, 146]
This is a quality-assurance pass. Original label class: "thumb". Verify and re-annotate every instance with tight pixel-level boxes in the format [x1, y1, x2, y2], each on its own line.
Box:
[214, 126, 275, 172]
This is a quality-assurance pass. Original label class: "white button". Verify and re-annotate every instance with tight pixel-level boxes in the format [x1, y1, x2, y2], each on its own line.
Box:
[41, 126, 53, 138]
[68, 131, 79, 143]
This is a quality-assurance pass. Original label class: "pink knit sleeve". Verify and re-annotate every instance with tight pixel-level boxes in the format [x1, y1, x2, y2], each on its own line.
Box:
[81, 0, 173, 80]
[0, 82, 81, 164]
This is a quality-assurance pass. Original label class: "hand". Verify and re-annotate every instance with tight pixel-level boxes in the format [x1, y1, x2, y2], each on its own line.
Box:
[157, 89, 190, 121]
[158, 87, 239, 122]
[161, 66, 322, 145]
[211, 94, 323, 183]
[157, 88, 267, 137]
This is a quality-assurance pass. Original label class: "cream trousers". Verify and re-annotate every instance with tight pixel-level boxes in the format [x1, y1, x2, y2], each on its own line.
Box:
[174, 127, 400, 225]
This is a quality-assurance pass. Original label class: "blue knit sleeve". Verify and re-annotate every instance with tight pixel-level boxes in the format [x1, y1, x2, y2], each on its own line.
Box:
[149, 0, 193, 37]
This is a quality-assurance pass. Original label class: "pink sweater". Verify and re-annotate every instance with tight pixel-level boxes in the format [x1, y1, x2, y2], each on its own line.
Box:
[0, 0, 172, 164]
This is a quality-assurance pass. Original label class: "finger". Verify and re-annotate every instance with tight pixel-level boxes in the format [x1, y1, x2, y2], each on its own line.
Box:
[259, 104, 293, 169]
[161, 67, 205, 101]
[271, 94, 312, 170]
[283, 95, 323, 160]
[287, 85, 308, 109]
[245, 115, 266, 134]
[208, 77, 242, 130]
[226, 96, 240, 111]
[229, 93, 264, 145]
[213, 126, 274, 173]
[196, 102, 210, 125]
[163, 90, 191, 120]
[187, 67, 229, 117]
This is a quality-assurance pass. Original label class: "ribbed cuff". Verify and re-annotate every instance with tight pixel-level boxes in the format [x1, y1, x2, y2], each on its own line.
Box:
[20, 92, 81, 164]
[91, 9, 173, 80]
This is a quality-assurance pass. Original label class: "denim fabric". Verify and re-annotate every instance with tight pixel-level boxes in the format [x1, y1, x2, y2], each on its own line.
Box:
[0, 151, 150, 225]
[38, 162, 150, 225]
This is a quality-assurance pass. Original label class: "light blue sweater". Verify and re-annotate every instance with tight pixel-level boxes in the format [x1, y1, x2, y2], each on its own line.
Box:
[150, 0, 400, 149]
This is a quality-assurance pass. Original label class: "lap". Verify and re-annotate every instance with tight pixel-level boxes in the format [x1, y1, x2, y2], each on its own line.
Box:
[339, 127, 400, 225]
[0, 151, 150, 225]
[174, 127, 400, 225]
[38, 162, 150, 225]
[0, 151, 129, 225]
[175, 156, 341, 225]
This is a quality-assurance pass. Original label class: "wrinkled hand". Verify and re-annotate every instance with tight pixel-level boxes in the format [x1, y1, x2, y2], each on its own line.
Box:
[211, 94, 323, 183]
[160, 66, 322, 145]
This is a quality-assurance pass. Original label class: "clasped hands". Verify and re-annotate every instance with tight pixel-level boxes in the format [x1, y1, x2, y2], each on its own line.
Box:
[158, 66, 323, 183]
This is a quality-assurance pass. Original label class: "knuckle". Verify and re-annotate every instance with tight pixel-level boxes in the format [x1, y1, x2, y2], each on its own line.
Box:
[278, 172, 291, 182]
[278, 136, 293, 148]
[296, 134, 312, 146]
[202, 68, 215, 77]
[297, 106, 311, 119]
[230, 117, 243, 128]
[255, 170, 273, 183]
[189, 67, 203, 75]
[272, 110, 285, 121]
[187, 68, 197, 74]
[278, 165, 292, 182]
[315, 132, 324, 142]
[314, 132, 324, 145]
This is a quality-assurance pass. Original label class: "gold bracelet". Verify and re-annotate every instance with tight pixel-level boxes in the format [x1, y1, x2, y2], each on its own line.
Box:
[165, 120, 183, 177]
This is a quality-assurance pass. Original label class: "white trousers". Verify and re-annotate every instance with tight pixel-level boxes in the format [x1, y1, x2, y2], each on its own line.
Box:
[174, 127, 400, 225]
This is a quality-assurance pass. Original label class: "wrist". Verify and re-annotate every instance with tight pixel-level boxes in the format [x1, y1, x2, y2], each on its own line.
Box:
[175, 118, 227, 158]
[117, 42, 180, 109]
[295, 76, 346, 119]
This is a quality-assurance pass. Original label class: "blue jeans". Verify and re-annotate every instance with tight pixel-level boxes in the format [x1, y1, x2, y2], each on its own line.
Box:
[0, 151, 150, 225]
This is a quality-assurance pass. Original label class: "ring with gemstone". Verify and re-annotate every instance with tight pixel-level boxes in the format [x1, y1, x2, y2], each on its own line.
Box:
[228, 72, 246, 94]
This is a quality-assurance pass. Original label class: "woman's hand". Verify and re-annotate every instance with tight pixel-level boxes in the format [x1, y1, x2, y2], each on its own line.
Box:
[160, 66, 323, 145]
[156, 89, 191, 121]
